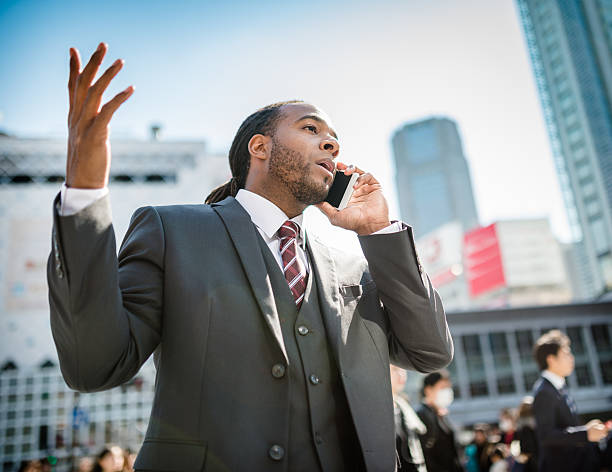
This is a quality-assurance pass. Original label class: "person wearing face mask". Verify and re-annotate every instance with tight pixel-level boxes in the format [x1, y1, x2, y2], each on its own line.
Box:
[416, 370, 464, 472]
[497, 408, 516, 446]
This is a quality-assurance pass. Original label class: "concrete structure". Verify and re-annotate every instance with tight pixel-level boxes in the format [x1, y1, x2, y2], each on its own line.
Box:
[0, 135, 228, 368]
[415, 218, 572, 311]
[0, 134, 228, 469]
[468, 219, 572, 308]
[402, 301, 612, 427]
[415, 222, 471, 311]
[391, 117, 479, 239]
[517, 0, 612, 298]
[0, 361, 155, 471]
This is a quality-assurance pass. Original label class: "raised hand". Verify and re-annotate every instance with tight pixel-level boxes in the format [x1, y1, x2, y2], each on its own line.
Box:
[316, 162, 391, 235]
[66, 43, 134, 188]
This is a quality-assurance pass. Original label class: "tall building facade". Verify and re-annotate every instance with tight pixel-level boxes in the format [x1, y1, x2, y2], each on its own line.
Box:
[391, 117, 479, 239]
[517, 0, 612, 298]
[0, 134, 229, 469]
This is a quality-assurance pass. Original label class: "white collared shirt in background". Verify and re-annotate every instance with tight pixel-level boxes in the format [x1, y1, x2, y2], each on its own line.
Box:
[542, 369, 566, 391]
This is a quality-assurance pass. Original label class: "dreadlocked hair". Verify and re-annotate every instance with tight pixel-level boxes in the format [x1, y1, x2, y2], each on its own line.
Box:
[205, 100, 304, 204]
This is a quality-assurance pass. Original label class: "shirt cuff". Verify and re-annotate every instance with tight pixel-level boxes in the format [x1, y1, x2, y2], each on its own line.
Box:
[369, 221, 404, 235]
[59, 183, 109, 216]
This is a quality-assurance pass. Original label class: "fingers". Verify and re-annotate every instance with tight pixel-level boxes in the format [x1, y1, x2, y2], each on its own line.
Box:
[96, 86, 135, 127]
[339, 163, 364, 176]
[314, 202, 338, 219]
[73, 43, 107, 118]
[80, 59, 124, 123]
[354, 172, 379, 190]
[68, 48, 81, 110]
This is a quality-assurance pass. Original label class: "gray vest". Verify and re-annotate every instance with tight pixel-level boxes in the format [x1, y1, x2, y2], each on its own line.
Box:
[256, 233, 365, 472]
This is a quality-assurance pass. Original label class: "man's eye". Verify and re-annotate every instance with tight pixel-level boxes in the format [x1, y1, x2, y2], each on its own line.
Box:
[304, 125, 318, 133]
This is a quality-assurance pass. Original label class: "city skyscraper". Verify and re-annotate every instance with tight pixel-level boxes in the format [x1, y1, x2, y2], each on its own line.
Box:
[391, 117, 479, 239]
[517, 0, 612, 297]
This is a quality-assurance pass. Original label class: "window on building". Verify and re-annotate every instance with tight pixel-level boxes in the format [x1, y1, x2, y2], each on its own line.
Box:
[38, 425, 49, 451]
[582, 180, 596, 199]
[568, 128, 583, 144]
[590, 218, 610, 254]
[404, 124, 439, 164]
[585, 199, 601, 218]
[591, 324, 612, 384]
[515, 330, 539, 390]
[462, 335, 488, 397]
[566, 326, 594, 386]
[446, 359, 461, 399]
[489, 332, 516, 394]
[576, 162, 591, 180]
[560, 94, 575, 111]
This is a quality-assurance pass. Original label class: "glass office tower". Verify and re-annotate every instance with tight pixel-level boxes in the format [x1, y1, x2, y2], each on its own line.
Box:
[391, 117, 479, 239]
[517, 0, 612, 297]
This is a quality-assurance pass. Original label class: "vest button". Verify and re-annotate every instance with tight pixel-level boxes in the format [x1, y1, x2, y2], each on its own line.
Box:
[309, 374, 320, 385]
[271, 364, 286, 378]
[269, 444, 285, 461]
[315, 433, 323, 445]
[297, 325, 309, 336]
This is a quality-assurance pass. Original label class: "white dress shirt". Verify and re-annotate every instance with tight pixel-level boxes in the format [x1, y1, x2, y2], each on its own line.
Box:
[235, 189, 309, 272]
[542, 369, 566, 391]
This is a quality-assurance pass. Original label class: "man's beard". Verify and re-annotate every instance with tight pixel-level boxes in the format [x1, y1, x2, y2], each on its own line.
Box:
[269, 137, 330, 205]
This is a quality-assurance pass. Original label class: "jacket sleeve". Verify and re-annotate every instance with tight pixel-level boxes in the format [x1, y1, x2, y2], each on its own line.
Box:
[47, 193, 164, 392]
[358, 224, 453, 372]
[533, 387, 588, 447]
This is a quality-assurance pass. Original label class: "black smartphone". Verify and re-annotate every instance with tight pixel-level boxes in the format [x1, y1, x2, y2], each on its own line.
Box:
[324, 170, 359, 209]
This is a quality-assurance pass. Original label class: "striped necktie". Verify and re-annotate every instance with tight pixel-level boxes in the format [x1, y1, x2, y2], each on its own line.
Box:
[277, 220, 308, 309]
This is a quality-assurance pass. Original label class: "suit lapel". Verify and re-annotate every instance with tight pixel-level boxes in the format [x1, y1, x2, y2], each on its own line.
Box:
[211, 197, 288, 363]
[307, 235, 345, 366]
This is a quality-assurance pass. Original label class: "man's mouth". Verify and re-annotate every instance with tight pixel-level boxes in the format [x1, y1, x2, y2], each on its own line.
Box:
[316, 159, 335, 176]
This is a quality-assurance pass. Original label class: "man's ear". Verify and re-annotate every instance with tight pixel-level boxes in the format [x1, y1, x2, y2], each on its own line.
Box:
[248, 134, 271, 162]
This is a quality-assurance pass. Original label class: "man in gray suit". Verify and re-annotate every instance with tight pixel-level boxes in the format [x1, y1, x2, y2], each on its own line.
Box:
[48, 43, 453, 472]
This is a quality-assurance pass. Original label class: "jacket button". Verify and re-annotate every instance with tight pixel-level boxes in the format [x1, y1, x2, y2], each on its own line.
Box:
[56, 264, 64, 279]
[269, 444, 284, 461]
[315, 433, 323, 445]
[309, 374, 320, 385]
[271, 364, 286, 378]
[297, 325, 309, 336]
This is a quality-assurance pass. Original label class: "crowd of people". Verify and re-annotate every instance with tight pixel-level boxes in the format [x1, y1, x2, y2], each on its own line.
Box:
[15, 328, 612, 472]
[17, 446, 136, 472]
[392, 329, 612, 472]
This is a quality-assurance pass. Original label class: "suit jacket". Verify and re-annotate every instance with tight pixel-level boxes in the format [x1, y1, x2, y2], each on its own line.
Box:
[47, 194, 453, 472]
[532, 376, 600, 472]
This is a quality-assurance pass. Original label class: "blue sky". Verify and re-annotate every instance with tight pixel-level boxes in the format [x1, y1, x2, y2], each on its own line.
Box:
[0, 0, 570, 241]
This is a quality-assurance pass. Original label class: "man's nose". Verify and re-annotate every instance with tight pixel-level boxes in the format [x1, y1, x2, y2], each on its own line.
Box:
[320, 136, 339, 157]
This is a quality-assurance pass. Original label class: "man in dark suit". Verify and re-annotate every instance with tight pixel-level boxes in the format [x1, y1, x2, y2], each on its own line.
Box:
[47, 43, 454, 471]
[532, 330, 608, 472]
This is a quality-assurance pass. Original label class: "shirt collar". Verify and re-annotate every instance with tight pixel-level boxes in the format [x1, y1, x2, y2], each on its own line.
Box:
[542, 370, 566, 390]
[235, 189, 305, 245]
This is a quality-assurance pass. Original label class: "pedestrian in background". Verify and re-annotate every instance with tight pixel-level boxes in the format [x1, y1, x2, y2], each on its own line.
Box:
[91, 446, 125, 472]
[390, 364, 428, 472]
[512, 396, 538, 472]
[417, 370, 464, 472]
[465, 424, 493, 472]
[488, 445, 510, 472]
[498, 408, 516, 446]
[532, 329, 608, 471]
